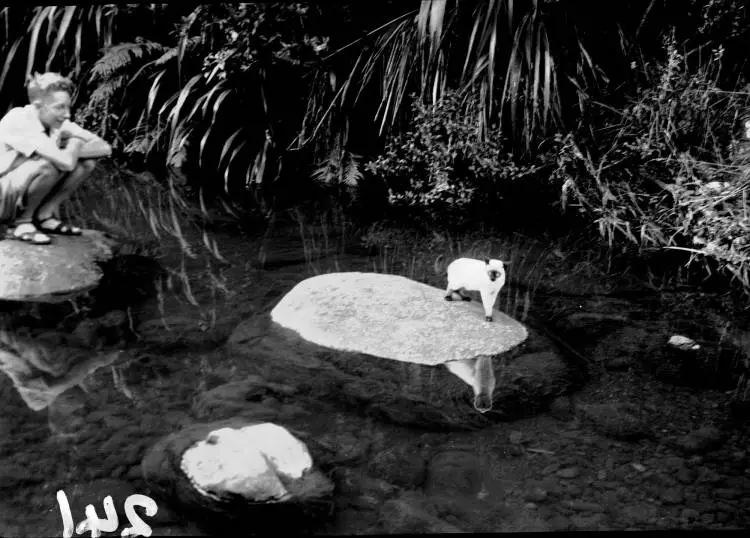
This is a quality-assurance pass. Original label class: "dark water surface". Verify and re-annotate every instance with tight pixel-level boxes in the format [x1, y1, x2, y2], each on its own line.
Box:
[1, 224, 749, 536]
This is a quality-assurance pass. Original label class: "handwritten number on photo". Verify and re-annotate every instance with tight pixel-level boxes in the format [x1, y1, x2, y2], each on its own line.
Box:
[75, 495, 119, 537]
[57, 490, 157, 538]
[121, 495, 158, 537]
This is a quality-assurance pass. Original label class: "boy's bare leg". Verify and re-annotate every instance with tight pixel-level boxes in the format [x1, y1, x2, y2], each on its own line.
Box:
[11, 161, 63, 224]
[34, 159, 97, 233]
[2, 160, 63, 243]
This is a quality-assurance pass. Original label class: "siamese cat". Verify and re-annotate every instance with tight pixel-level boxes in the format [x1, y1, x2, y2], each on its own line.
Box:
[436, 256, 508, 322]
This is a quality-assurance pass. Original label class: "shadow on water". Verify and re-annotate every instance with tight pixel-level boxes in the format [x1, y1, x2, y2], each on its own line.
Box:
[0, 221, 749, 536]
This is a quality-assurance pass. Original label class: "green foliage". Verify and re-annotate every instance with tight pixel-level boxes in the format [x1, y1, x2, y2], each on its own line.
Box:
[75, 3, 330, 209]
[199, 3, 327, 79]
[311, 149, 363, 189]
[301, 0, 579, 164]
[75, 38, 175, 156]
[366, 90, 539, 226]
[694, 0, 748, 41]
[554, 35, 750, 296]
[0, 5, 120, 107]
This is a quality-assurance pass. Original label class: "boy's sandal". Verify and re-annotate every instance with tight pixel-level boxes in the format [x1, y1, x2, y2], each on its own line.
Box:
[37, 216, 83, 236]
[5, 222, 52, 245]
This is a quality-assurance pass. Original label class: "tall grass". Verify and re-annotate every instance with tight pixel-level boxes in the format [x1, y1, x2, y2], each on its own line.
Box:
[554, 38, 750, 302]
[289, 202, 360, 275]
[63, 161, 231, 323]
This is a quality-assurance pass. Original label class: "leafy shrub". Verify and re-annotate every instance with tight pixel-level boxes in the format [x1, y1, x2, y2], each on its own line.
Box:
[366, 90, 539, 227]
[554, 35, 750, 296]
[75, 3, 328, 205]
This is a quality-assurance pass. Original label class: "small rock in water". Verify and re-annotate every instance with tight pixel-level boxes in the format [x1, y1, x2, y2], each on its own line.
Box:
[674, 468, 697, 485]
[564, 500, 605, 512]
[696, 468, 723, 485]
[546, 514, 572, 531]
[663, 456, 686, 469]
[577, 403, 651, 441]
[524, 488, 549, 503]
[622, 504, 657, 524]
[424, 449, 489, 495]
[713, 488, 741, 500]
[660, 487, 684, 505]
[570, 513, 608, 531]
[680, 508, 700, 522]
[700, 513, 715, 525]
[674, 426, 725, 455]
[631, 463, 646, 472]
[548, 396, 574, 421]
[604, 356, 634, 371]
[380, 495, 465, 534]
[556, 467, 581, 479]
[668, 335, 700, 351]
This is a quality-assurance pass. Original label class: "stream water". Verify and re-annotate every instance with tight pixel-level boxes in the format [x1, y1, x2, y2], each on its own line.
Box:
[0, 222, 749, 536]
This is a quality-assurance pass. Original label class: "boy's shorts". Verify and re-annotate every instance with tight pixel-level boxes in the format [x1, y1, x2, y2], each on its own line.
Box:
[0, 155, 54, 225]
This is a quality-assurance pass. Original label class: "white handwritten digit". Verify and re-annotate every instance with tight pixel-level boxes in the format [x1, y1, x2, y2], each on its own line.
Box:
[120, 494, 157, 537]
[56, 490, 75, 538]
[75, 495, 119, 538]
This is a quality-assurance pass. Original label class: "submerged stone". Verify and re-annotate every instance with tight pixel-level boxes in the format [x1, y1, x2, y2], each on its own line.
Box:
[142, 419, 335, 533]
[668, 335, 700, 351]
[180, 423, 316, 503]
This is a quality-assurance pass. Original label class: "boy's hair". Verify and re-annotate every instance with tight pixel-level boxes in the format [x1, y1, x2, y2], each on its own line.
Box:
[26, 72, 74, 103]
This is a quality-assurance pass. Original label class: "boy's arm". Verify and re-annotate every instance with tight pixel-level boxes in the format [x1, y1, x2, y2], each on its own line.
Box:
[60, 121, 112, 159]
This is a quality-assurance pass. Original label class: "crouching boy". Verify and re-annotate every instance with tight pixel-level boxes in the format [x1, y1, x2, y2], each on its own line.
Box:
[0, 72, 111, 244]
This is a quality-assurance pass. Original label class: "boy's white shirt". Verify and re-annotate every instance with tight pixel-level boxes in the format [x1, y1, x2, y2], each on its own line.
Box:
[0, 105, 96, 176]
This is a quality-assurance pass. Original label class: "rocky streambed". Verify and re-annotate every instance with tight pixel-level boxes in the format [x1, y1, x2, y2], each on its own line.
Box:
[0, 225, 748, 535]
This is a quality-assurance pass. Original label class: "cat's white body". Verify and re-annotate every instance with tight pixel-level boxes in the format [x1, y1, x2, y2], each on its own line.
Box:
[444, 257, 507, 321]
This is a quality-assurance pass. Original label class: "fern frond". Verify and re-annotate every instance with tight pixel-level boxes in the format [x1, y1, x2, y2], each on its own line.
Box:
[89, 73, 127, 104]
[90, 41, 167, 82]
[343, 153, 363, 187]
[311, 161, 335, 185]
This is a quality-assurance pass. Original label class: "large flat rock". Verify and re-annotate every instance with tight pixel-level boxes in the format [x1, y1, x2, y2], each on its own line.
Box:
[227, 273, 583, 430]
[0, 230, 116, 303]
[270, 272, 528, 365]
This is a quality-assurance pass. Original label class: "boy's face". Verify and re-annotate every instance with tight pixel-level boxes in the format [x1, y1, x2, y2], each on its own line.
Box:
[35, 90, 71, 131]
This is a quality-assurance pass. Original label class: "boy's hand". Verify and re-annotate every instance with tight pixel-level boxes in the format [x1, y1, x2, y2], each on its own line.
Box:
[63, 137, 84, 154]
[57, 131, 71, 149]
[57, 131, 86, 149]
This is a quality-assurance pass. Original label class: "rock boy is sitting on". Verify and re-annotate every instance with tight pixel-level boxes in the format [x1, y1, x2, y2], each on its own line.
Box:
[0, 72, 111, 244]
